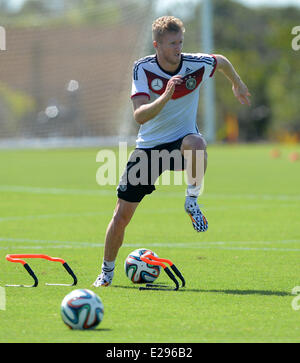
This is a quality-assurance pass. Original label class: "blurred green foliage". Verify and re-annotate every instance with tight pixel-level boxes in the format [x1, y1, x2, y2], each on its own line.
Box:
[0, 82, 36, 136]
[0, 0, 138, 26]
[181, 0, 300, 141]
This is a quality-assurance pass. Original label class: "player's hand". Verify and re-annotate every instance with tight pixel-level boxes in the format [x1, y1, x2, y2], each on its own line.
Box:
[232, 80, 251, 106]
[163, 75, 183, 101]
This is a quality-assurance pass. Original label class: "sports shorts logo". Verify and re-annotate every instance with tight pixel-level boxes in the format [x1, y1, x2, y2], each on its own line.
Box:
[119, 184, 127, 192]
[151, 78, 163, 91]
[185, 77, 197, 90]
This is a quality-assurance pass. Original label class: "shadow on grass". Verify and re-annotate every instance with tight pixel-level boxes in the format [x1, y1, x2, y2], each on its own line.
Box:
[93, 328, 112, 332]
[76, 328, 112, 333]
[112, 285, 290, 296]
[185, 289, 290, 296]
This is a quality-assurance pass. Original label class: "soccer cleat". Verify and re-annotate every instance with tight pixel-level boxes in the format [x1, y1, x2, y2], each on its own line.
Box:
[92, 271, 113, 287]
[184, 196, 208, 232]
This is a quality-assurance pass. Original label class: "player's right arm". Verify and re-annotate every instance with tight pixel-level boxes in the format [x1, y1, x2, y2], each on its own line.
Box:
[132, 76, 183, 125]
[215, 54, 251, 106]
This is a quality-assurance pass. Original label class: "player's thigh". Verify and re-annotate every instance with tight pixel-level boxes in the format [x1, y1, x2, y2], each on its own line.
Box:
[113, 198, 139, 227]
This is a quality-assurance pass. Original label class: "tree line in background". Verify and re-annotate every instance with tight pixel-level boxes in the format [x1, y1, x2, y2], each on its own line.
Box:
[0, 0, 299, 142]
[176, 0, 300, 142]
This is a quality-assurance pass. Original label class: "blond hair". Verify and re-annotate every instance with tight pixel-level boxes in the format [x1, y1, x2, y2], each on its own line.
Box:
[152, 16, 185, 42]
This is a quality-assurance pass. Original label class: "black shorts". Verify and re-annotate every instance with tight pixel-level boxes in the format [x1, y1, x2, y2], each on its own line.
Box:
[117, 135, 191, 203]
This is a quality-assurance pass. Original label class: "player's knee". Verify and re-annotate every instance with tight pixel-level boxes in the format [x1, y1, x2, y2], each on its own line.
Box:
[182, 134, 207, 152]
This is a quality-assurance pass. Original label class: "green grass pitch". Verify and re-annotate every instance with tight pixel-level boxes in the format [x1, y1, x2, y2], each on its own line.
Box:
[0, 143, 300, 343]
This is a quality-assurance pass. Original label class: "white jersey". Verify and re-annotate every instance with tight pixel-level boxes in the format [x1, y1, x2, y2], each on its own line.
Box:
[131, 53, 217, 148]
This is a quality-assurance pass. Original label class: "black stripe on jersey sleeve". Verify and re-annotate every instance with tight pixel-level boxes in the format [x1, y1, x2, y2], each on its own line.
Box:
[182, 58, 214, 67]
[183, 55, 214, 65]
[133, 56, 156, 81]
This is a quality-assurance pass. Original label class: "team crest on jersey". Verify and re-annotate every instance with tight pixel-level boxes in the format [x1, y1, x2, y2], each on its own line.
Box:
[185, 77, 197, 90]
[151, 78, 163, 91]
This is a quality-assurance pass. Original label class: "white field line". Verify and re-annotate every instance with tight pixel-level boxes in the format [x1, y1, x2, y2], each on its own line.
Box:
[0, 185, 112, 196]
[0, 185, 300, 202]
[0, 211, 111, 222]
[0, 202, 297, 224]
[1, 237, 300, 252]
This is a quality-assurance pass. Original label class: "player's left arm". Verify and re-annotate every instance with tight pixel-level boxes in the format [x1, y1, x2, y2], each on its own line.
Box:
[214, 54, 251, 106]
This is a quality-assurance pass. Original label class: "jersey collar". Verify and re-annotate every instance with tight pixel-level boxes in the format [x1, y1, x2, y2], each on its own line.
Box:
[155, 54, 183, 76]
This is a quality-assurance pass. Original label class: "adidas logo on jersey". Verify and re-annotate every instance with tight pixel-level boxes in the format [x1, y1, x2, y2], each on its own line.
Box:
[185, 67, 193, 74]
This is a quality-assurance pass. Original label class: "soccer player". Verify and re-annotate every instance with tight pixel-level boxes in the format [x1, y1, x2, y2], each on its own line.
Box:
[93, 16, 251, 287]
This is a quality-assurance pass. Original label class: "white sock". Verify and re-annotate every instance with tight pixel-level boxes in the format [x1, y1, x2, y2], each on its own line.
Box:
[186, 184, 202, 198]
[102, 259, 115, 273]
